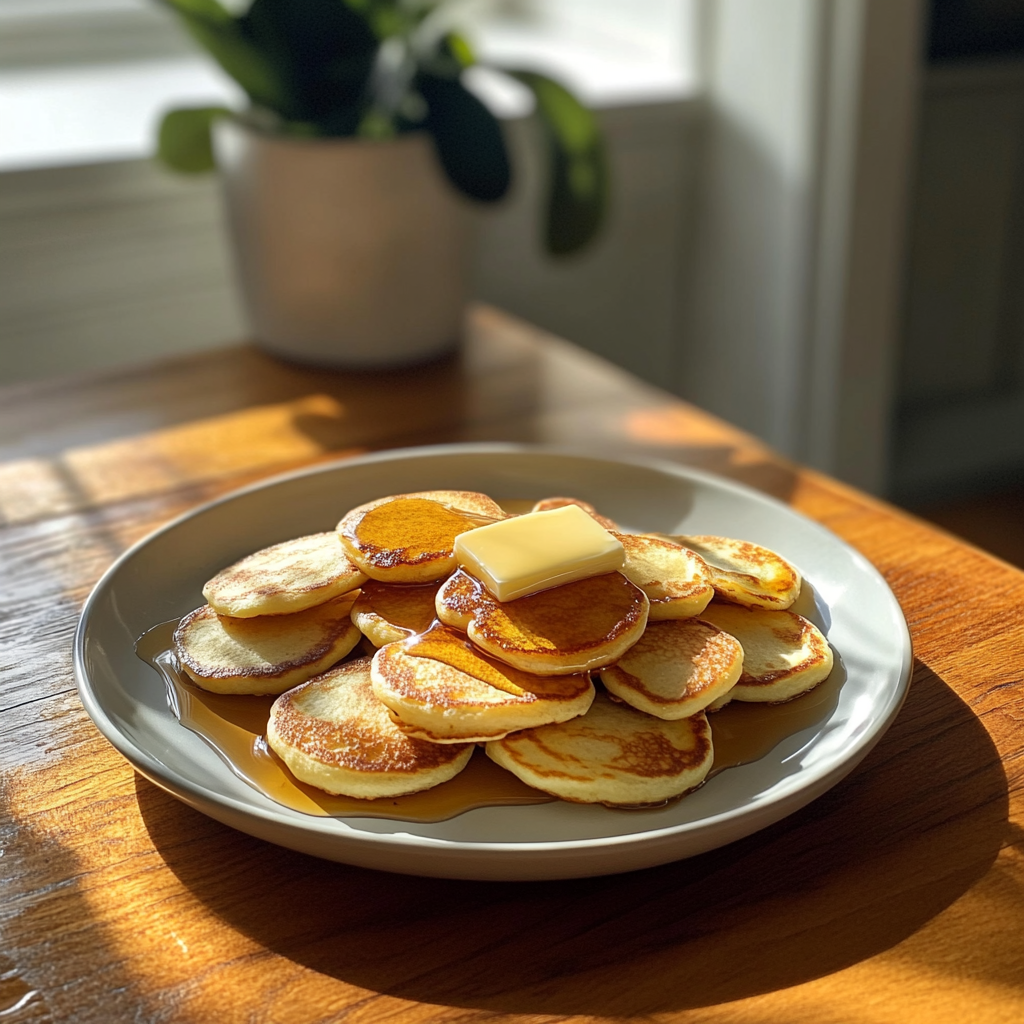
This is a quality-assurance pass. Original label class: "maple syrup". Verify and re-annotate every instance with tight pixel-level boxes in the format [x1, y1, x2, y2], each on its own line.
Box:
[705, 666, 843, 777]
[136, 620, 553, 822]
[494, 499, 536, 515]
[438, 568, 647, 659]
[400, 622, 534, 696]
[137, 619, 842, 821]
[344, 497, 477, 561]
[356, 580, 440, 638]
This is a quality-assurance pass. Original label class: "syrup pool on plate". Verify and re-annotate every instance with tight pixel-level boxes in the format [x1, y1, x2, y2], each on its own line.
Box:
[136, 617, 843, 822]
[135, 620, 554, 823]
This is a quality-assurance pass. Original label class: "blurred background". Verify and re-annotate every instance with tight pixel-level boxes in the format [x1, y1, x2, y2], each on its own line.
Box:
[1, 0, 1022, 561]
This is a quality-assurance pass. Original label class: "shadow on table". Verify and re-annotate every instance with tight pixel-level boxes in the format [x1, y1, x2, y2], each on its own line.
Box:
[136, 661, 1009, 1015]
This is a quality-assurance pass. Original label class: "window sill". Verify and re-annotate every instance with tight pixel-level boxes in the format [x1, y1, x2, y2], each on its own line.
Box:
[0, 20, 697, 174]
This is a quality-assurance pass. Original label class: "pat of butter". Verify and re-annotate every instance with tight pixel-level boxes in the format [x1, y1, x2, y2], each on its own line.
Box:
[453, 504, 625, 602]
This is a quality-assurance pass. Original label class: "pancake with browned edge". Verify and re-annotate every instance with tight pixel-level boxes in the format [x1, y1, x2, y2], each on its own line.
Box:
[616, 533, 714, 620]
[668, 535, 802, 610]
[173, 593, 361, 695]
[435, 568, 649, 675]
[351, 580, 441, 647]
[268, 657, 473, 797]
[486, 691, 713, 806]
[698, 603, 833, 702]
[599, 617, 742, 718]
[203, 532, 366, 618]
[371, 622, 595, 742]
[337, 490, 505, 583]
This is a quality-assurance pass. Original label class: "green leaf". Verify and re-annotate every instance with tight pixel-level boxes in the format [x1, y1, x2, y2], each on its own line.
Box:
[348, 0, 432, 39]
[243, 0, 377, 67]
[156, 106, 230, 173]
[507, 70, 608, 255]
[418, 71, 510, 202]
[357, 108, 397, 139]
[159, 0, 232, 23]
[368, 6, 407, 38]
[156, 0, 289, 113]
[240, 0, 377, 123]
[441, 32, 475, 69]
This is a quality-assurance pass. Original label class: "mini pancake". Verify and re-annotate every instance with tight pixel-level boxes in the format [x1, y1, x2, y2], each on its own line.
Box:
[616, 533, 714, 619]
[202, 532, 366, 617]
[598, 617, 743, 719]
[705, 691, 735, 712]
[173, 593, 362, 695]
[531, 496, 620, 531]
[698, 603, 833, 702]
[486, 691, 713, 807]
[351, 580, 441, 647]
[337, 490, 505, 584]
[267, 657, 473, 798]
[435, 569, 649, 675]
[370, 623, 595, 742]
[668, 535, 802, 610]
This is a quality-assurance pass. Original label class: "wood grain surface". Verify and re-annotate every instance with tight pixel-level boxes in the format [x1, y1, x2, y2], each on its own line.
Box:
[1, 306, 1022, 1024]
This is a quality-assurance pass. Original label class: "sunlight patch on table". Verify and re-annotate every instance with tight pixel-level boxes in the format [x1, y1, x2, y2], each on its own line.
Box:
[624, 406, 772, 455]
[0, 394, 348, 526]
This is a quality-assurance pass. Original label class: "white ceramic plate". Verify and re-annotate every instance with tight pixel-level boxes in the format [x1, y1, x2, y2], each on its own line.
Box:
[75, 444, 912, 881]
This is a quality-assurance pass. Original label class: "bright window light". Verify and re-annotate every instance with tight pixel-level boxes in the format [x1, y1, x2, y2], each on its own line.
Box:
[0, 0, 697, 171]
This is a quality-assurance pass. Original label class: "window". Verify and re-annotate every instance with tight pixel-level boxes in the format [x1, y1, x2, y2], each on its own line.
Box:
[0, 0, 697, 170]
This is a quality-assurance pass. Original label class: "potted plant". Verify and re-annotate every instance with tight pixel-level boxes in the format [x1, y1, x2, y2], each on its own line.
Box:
[155, 0, 608, 367]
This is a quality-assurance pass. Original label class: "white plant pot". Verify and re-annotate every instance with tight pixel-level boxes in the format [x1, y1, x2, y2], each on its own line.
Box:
[213, 120, 477, 368]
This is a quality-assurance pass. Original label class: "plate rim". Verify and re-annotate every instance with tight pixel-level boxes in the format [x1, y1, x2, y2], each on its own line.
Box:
[73, 442, 914, 862]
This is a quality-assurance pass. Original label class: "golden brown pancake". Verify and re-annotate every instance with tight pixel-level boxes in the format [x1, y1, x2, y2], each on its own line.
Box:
[370, 622, 595, 742]
[668, 535, 802, 610]
[173, 593, 362, 695]
[267, 657, 473, 797]
[350, 580, 441, 647]
[486, 692, 713, 806]
[599, 617, 743, 719]
[435, 569, 649, 675]
[698, 602, 833, 702]
[531, 496, 620, 531]
[705, 691, 736, 712]
[616, 533, 714, 619]
[202, 532, 366, 618]
[337, 490, 505, 584]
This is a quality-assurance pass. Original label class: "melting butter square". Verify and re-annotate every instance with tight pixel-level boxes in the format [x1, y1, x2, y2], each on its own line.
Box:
[453, 504, 625, 602]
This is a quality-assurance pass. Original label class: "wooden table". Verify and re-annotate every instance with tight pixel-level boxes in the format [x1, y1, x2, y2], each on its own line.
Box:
[1, 306, 1021, 1024]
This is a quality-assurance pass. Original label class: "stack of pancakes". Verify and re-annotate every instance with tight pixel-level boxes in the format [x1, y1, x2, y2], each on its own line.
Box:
[173, 491, 833, 808]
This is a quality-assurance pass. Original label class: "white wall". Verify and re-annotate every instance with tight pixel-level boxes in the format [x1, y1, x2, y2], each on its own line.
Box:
[678, 0, 823, 457]
[676, 0, 922, 494]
